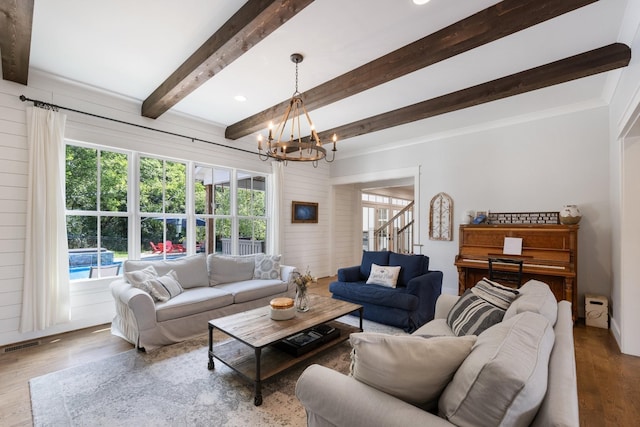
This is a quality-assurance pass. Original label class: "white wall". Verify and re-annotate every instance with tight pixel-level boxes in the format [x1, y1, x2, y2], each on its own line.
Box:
[0, 72, 328, 347]
[606, 0, 640, 356]
[330, 107, 612, 315]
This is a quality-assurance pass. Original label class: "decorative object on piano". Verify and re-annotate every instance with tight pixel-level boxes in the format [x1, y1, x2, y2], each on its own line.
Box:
[559, 204, 582, 225]
[472, 210, 488, 224]
[461, 210, 475, 225]
[429, 192, 453, 241]
[487, 211, 559, 225]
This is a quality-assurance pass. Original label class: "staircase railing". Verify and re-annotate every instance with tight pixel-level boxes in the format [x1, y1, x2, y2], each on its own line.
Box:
[372, 201, 414, 253]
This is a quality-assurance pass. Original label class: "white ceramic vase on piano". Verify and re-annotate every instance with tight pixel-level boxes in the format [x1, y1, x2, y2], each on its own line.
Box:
[559, 204, 582, 225]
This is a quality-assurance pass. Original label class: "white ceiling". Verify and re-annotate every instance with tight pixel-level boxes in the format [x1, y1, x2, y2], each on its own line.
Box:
[28, 0, 632, 157]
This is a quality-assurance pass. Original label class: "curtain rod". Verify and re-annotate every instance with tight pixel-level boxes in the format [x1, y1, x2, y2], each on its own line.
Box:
[18, 95, 258, 156]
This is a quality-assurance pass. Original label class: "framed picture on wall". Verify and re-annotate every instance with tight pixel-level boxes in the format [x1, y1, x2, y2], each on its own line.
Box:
[292, 201, 318, 223]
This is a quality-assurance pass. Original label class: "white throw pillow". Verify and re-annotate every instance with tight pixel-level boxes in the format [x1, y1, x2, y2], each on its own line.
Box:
[349, 332, 477, 407]
[253, 254, 281, 280]
[365, 263, 401, 288]
[125, 265, 158, 296]
[144, 270, 184, 302]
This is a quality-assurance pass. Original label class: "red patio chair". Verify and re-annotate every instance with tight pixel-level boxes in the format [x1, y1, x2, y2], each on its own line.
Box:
[150, 241, 162, 254]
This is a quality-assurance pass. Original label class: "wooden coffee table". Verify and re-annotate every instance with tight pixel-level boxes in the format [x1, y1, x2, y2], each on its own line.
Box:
[207, 294, 363, 405]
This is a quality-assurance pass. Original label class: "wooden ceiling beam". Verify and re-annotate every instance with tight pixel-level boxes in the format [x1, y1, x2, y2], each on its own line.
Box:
[225, 0, 598, 140]
[313, 43, 631, 143]
[142, 0, 314, 119]
[0, 0, 34, 85]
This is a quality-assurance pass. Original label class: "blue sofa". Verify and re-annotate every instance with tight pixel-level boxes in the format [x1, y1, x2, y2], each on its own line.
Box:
[329, 251, 442, 332]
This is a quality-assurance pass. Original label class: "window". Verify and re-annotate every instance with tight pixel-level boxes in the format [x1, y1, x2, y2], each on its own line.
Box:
[139, 156, 187, 257]
[65, 144, 271, 281]
[193, 167, 267, 256]
[66, 145, 129, 280]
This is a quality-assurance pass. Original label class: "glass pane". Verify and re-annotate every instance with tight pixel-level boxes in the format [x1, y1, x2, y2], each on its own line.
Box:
[140, 157, 163, 213]
[67, 215, 98, 280]
[195, 217, 210, 253]
[66, 146, 97, 211]
[165, 217, 187, 252]
[239, 219, 265, 255]
[194, 166, 212, 215]
[214, 169, 231, 215]
[99, 216, 127, 278]
[100, 151, 128, 212]
[141, 216, 164, 256]
[251, 176, 266, 216]
[237, 172, 252, 217]
[216, 218, 231, 254]
[165, 161, 186, 214]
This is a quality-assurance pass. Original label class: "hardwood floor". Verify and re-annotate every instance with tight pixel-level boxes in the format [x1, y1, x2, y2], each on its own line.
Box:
[1, 277, 638, 426]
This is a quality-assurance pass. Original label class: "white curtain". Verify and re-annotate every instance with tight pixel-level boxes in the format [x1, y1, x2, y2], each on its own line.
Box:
[267, 161, 283, 255]
[20, 106, 70, 332]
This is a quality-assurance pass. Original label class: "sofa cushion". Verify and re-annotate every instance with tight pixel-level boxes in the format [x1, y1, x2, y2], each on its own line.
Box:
[439, 311, 554, 427]
[155, 286, 234, 322]
[207, 254, 255, 286]
[366, 264, 401, 288]
[504, 279, 558, 326]
[253, 254, 281, 280]
[349, 332, 477, 408]
[447, 279, 519, 336]
[330, 281, 419, 311]
[413, 318, 455, 337]
[145, 270, 184, 302]
[124, 254, 208, 289]
[389, 252, 428, 286]
[216, 279, 288, 304]
[359, 251, 391, 280]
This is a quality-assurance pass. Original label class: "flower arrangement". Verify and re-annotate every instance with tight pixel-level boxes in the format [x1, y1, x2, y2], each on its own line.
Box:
[291, 267, 316, 293]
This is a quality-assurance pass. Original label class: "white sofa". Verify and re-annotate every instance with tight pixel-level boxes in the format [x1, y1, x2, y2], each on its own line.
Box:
[110, 253, 296, 350]
[296, 280, 579, 427]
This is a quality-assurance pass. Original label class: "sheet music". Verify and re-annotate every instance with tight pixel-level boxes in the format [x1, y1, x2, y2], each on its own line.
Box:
[503, 237, 523, 255]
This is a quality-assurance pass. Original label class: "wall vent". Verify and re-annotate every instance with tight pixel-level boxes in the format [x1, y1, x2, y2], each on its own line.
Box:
[2, 340, 41, 353]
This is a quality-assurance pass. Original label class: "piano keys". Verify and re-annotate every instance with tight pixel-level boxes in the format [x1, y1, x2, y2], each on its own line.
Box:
[454, 224, 578, 319]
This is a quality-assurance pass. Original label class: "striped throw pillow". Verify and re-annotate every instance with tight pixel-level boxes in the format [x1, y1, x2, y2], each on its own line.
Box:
[447, 279, 519, 336]
[145, 270, 184, 302]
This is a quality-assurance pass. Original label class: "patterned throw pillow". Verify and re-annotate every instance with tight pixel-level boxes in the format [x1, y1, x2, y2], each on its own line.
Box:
[253, 254, 281, 280]
[144, 270, 184, 302]
[365, 263, 401, 288]
[447, 278, 520, 336]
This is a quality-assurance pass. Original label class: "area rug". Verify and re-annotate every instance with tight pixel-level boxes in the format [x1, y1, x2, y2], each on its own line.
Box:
[30, 318, 404, 427]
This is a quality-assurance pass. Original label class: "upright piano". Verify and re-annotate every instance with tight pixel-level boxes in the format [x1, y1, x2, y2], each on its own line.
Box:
[454, 224, 578, 319]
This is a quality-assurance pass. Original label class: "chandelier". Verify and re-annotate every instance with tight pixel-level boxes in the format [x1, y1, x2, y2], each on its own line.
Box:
[257, 53, 336, 167]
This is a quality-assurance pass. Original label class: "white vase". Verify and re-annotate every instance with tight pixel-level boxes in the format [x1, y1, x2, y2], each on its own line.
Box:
[461, 210, 474, 225]
[559, 205, 582, 225]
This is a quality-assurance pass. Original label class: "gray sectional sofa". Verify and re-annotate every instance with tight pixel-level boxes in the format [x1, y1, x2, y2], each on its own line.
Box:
[296, 280, 579, 426]
[110, 253, 295, 350]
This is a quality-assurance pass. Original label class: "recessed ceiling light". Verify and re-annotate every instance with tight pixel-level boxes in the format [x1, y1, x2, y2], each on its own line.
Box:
[234, 95, 247, 102]
[413, 0, 430, 4]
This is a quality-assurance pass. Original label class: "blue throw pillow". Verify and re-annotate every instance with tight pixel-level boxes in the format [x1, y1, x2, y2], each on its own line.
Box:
[389, 253, 428, 286]
[360, 251, 391, 280]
